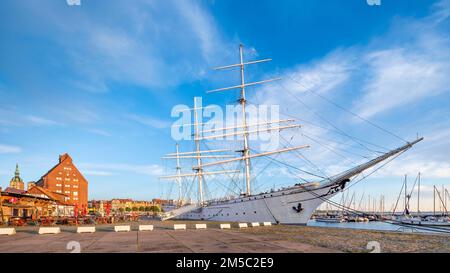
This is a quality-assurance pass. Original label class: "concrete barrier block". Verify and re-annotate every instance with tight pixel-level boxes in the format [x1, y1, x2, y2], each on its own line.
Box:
[195, 224, 207, 229]
[114, 225, 131, 232]
[173, 224, 186, 230]
[38, 227, 61, 235]
[0, 228, 16, 235]
[139, 225, 154, 231]
[263, 222, 272, 226]
[220, 223, 231, 229]
[77, 226, 96, 233]
[250, 222, 260, 227]
[238, 223, 248, 228]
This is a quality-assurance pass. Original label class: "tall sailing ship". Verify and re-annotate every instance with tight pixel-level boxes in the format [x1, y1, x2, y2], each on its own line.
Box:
[159, 44, 423, 225]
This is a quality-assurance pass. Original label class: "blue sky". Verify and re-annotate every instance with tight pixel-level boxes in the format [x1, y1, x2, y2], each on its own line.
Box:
[1, 0, 450, 211]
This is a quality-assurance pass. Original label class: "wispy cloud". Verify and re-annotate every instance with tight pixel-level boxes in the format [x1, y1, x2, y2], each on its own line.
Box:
[247, 0, 450, 180]
[354, 44, 450, 118]
[0, 144, 22, 154]
[126, 114, 171, 129]
[16, 0, 229, 93]
[79, 163, 164, 177]
[24, 115, 63, 126]
[86, 128, 111, 137]
[353, 2, 450, 118]
[0, 109, 63, 127]
[83, 170, 115, 176]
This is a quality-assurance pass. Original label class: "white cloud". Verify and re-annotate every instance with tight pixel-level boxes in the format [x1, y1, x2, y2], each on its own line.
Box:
[282, 52, 352, 96]
[244, 1, 450, 182]
[0, 144, 22, 154]
[80, 163, 164, 177]
[126, 114, 171, 129]
[86, 128, 111, 137]
[17, 0, 229, 92]
[24, 115, 63, 126]
[430, 0, 450, 23]
[0, 109, 63, 127]
[354, 46, 450, 118]
[83, 170, 115, 176]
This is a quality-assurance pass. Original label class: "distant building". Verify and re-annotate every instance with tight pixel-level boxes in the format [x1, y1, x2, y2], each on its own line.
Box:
[27, 182, 36, 191]
[7, 164, 24, 192]
[35, 153, 88, 207]
[152, 198, 174, 205]
[110, 198, 157, 212]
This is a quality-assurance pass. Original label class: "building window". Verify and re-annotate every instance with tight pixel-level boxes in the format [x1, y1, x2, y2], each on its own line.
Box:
[65, 184, 70, 187]
[56, 190, 62, 193]
[56, 177, 62, 181]
[73, 185, 78, 188]
[73, 192, 78, 196]
[73, 179, 78, 182]
[73, 197, 78, 201]
[65, 191, 70, 194]
[65, 178, 70, 181]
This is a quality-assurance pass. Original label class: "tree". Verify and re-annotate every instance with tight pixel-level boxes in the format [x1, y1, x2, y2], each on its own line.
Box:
[125, 207, 131, 212]
[119, 208, 125, 213]
[132, 207, 138, 212]
[150, 205, 161, 213]
[138, 206, 145, 212]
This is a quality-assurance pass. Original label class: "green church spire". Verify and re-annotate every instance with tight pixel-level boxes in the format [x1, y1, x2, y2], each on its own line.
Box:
[15, 163, 20, 177]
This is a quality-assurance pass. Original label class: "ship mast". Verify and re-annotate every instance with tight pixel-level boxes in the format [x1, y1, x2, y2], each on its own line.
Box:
[193, 98, 204, 204]
[238, 45, 252, 196]
[175, 143, 182, 205]
[207, 44, 282, 196]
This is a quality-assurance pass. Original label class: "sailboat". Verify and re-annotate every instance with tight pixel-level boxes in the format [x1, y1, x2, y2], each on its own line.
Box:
[395, 173, 450, 227]
[159, 44, 423, 225]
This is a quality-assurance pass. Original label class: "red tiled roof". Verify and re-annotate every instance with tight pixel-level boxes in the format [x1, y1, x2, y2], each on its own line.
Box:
[27, 186, 72, 206]
[4, 187, 26, 195]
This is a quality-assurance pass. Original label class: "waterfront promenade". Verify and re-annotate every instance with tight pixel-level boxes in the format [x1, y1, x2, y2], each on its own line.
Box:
[0, 220, 448, 253]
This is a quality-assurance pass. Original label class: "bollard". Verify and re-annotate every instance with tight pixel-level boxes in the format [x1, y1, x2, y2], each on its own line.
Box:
[114, 225, 131, 232]
[38, 227, 61, 235]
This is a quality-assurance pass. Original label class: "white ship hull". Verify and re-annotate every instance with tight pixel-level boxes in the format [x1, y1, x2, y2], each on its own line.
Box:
[175, 181, 345, 225]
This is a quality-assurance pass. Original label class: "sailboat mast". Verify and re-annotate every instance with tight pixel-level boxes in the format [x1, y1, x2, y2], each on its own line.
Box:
[404, 174, 407, 214]
[238, 44, 252, 196]
[417, 172, 420, 214]
[193, 99, 204, 204]
[433, 185, 436, 216]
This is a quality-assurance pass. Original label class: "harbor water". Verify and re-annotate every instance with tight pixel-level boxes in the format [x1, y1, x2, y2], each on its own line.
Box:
[307, 220, 447, 234]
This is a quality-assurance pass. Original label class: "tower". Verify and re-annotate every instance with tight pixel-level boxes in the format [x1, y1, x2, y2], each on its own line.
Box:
[9, 163, 24, 191]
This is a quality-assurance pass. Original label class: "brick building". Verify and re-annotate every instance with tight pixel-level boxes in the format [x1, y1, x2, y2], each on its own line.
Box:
[35, 153, 88, 207]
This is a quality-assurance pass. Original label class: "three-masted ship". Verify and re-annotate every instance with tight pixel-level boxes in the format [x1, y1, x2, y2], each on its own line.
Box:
[159, 44, 423, 225]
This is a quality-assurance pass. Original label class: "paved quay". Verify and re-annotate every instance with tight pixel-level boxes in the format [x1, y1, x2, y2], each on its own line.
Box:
[2, 220, 448, 253]
[0, 220, 338, 253]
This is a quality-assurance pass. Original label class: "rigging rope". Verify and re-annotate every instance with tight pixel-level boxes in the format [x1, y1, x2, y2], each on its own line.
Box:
[286, 74, 409, 143]
[275, 81, 389, 155]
